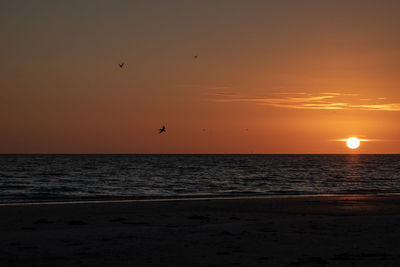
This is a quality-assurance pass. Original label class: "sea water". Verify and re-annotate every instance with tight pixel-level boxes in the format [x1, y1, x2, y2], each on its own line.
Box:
[1, 154, 400, 203]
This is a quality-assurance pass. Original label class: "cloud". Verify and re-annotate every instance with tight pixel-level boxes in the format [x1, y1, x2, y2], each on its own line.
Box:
[175, 84, 203, 88]
[208, 92, 400, 111]
[320, 92, 341, 96]
[330, 138, 400, 142]
[273, 92, 311, 95]
[207, 86, 231, 90]
[213, 92, 237, 96]
[204, 86, 237, 96]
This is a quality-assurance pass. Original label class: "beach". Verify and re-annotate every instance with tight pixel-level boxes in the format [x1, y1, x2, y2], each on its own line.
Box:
[1, 195, 400, 266]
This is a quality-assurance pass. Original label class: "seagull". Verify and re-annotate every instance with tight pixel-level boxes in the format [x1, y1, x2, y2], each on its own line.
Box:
[159, 125, 166, 134]
[118, 63, 125, 68]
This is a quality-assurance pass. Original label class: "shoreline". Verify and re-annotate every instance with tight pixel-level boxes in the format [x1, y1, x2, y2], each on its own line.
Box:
[2, 192, 400, 206]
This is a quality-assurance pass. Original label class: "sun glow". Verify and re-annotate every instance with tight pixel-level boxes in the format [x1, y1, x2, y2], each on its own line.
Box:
[346, 137, 361, 149]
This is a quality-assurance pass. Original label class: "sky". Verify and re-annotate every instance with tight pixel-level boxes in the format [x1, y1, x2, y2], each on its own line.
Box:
[1, 0, 400, 153]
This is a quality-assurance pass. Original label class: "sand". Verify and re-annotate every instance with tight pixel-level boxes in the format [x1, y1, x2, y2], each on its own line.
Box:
[1, 195, 400, 266]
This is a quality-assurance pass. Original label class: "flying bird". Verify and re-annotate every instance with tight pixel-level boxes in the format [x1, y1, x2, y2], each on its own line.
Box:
[118, 63, 125, 68]
[159, 125, 166, 134]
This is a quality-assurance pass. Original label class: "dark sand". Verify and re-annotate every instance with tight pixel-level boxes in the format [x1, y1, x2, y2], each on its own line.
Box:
[1, 195, 400, 266]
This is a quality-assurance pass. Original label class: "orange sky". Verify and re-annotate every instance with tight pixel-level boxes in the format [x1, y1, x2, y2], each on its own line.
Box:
[1, 0, 400, 153]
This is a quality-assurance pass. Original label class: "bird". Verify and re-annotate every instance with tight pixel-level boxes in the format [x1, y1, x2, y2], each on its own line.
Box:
[159, 125, 166, 134]
[194, 54, 198, 59]
[118, 63, 125, 68]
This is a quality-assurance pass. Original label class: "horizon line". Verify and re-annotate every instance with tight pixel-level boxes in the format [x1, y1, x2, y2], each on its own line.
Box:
[1, 153, 399, 155]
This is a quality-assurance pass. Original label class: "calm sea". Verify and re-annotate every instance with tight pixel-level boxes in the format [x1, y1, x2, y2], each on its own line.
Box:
[0, 154, 400, 203]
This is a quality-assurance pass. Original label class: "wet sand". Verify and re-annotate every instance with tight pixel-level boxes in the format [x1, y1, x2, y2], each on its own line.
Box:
[1, 195, 400, 266]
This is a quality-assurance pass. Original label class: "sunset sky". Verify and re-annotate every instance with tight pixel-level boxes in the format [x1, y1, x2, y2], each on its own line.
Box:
[2, 0, 400, 153]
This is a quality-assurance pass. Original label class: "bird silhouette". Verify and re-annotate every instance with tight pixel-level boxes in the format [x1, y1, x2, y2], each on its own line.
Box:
[118, 63, 125, 68]
[159, 125, 166, 134]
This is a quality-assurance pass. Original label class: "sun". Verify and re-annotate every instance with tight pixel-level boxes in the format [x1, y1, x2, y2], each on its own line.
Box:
[346, 137, 360, 149]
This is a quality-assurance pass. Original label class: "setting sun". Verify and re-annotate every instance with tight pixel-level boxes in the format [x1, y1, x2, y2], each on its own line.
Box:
[346, 137, 361, 149]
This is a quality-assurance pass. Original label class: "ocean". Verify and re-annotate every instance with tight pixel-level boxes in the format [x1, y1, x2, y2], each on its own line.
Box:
[0, 154, 399, 203]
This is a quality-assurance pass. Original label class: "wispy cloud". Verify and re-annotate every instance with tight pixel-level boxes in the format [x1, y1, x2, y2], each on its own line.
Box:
[205, 86, 238, 97]
[320, 92, 341, 96]
[330, 138, 400, 142]
[175, 84, 203, 88]
[207, 92, 400, 111]
[212, 92, 237, 96]
[207, 86, 232, 90]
